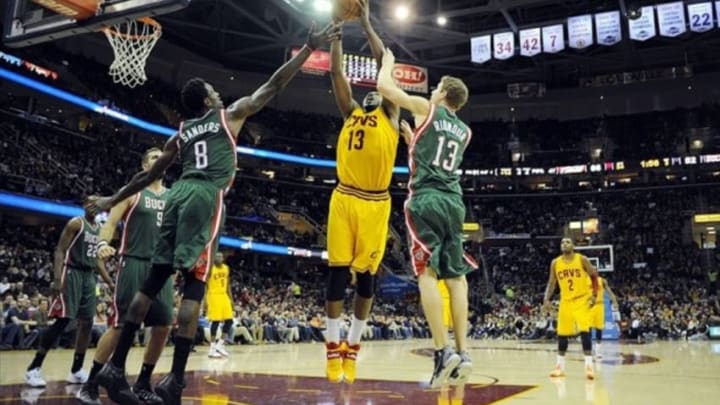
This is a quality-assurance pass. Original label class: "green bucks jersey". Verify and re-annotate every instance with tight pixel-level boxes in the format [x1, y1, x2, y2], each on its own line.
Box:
[118, 188, 168, 259]
[178, 109, 237, 191]
[408, 104, 471, 195]
[65, 217, 100, 270]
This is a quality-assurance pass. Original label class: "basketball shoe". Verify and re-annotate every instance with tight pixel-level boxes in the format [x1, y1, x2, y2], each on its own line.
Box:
[342, 341, 360, 384]
[325, 342, 344, 383]
[155, 373, 185, 405]
[585, 364, 595, 380]
[429, 346, 461, 389]
[447, 351, 472, 386]
[67, 369, 89, 384]
[208, 342, 222, 358]
[95, 363, 140, 404]
[24, 368, 46, 388]
[133, 381, 163, 404]
[549, 364, 566, 378]
[215, 340, 230, 357]
[75, 382, 101, 405]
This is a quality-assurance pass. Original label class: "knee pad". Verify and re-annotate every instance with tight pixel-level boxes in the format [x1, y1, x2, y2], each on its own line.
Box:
[140, 264, 175, 297]
[580, 332, 592, 352]
[326, 266, 350, 301]
[558, 336, 569, 353]
[182, 276, 206, 302]
[355, 272, 375, 299]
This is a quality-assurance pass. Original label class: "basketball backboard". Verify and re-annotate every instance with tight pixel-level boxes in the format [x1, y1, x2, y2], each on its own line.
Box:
[575, 244, 614, 272]
[3, 0, 191, 47]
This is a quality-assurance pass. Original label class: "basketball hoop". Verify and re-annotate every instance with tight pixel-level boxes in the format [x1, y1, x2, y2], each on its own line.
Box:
[103, 17, 161, 88]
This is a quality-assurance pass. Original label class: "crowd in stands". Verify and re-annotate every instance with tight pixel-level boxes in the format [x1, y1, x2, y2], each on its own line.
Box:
[2, 44, 720, 351]
[2, 182, 719, 350]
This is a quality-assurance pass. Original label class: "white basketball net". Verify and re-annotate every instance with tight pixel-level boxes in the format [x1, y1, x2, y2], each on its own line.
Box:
[103, 18, 161, 88]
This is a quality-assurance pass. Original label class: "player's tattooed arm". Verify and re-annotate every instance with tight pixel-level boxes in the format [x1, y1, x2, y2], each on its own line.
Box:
[226, 22, 341, 128]
[89, 136, 178, 214]
[330, 28, 360, 118]
[358, 0, 399, 123]
[377, 48, 429, 121]
[96, 196, 133, 262]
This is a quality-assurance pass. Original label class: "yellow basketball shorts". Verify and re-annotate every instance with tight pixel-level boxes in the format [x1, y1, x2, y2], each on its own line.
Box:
[557, 295, 592, 336]
[206, 294, 233, 321]
[590, 304, 605, 330]
[327, 188, 391, 274]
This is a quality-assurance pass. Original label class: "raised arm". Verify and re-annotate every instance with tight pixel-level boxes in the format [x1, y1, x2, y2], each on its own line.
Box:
[89, 136, 179, 214]
[358, 0, 399, 121]
[376, 48, 429, 120]
[542, 259, 558, 312]
[95, 196, 133, 286]
[330, 31, 359, 118]
[225, 22, 341, 132]
[98, 196, 133, 246]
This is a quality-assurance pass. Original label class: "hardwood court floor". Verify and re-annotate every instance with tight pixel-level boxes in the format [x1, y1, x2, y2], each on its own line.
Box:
[1, 339, 718, 404]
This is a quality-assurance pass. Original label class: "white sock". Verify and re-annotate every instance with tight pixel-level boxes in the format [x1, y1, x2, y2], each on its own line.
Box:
[326, 317, 341, 344]
[347, 316, 367, 346]
[595, 342, 602, 352]
[584, 355, 594, 367]
[556, 355, 566, 370]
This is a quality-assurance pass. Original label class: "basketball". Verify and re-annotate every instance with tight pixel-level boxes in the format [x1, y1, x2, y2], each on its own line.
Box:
[335, 0, 361, 21]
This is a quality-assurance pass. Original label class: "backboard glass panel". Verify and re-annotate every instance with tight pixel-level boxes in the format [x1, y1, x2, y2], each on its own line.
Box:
[575, 244, 614, 272]
[3, 0, 191, 47]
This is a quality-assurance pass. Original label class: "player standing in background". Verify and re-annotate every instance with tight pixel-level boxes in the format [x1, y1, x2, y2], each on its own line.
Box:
[206, 252, 233, 358]
[77, 148, 174, 405]
[88, 23, 340, 405]
[543, 237, 600, 379]
[589, 275, 619, 359]
[378, 49, 477, 388]
[324, 0, 399, 384]
[25, 201, 114, 388]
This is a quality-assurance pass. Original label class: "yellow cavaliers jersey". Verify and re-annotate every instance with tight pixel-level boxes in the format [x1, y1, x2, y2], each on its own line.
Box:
[554, 253, 590, 301]
[207, 263, 229, 295]
[336, 106, 398, 192]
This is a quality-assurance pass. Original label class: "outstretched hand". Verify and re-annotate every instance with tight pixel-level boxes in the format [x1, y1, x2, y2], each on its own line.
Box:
[400, 120, 413, 144]
[306, 21, 342, 50]
[86, 195, 113, 217]
[356, 0, 370, 24]
[542, 299, 552, 314]
[382, 47, 395, 66]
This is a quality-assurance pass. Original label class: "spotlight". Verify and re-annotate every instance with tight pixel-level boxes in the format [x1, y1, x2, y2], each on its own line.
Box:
[437, 15, 447, 26]
[313, 0, 331, 13]
[395, 4, 410, 20]
[626, 1, 642, 20]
